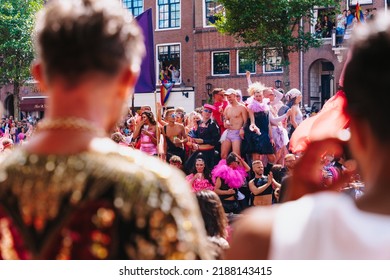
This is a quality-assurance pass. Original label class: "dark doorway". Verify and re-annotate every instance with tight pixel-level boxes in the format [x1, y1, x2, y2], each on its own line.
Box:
[321, 75, 331, 107]
[4, 95, 14, 117]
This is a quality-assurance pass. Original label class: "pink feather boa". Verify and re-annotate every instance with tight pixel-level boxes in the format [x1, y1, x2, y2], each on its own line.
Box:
[247, 96, 269, 113]
[211, 159, 247, 189]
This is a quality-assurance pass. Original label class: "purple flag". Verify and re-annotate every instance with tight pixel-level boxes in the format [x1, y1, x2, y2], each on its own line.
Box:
[135, 9, 156, 93]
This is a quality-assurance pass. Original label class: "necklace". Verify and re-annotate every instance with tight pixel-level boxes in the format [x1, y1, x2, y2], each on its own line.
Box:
[36, 117, 107, 136]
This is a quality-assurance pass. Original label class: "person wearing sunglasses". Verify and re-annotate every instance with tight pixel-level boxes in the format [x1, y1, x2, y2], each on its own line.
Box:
[212, 88, 228, 136]
[162, 108, 187, 163]
[184, 104, 220, 174]
[0, 0, 211, 260]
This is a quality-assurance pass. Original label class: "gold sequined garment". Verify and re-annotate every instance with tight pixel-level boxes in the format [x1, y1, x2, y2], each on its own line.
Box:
[0, 146, 212, 260]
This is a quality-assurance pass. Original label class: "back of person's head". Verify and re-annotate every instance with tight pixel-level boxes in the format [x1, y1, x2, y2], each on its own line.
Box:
[169, 155, 182, 165]
[2, 138, 13, 150]
[169, 155, 183, 170]
[33, 0, 145, 86]
[270, 164, 284, 183]
[344, 12, 390, 144]
[226, 152, 237, 165]
[212, 88, 224, 95]
[111, 132, 125, 143]
[196, 190, 228, 239]
[285, 88, 302, 107]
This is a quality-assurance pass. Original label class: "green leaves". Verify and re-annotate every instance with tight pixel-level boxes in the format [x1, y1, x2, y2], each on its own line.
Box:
[215, 0, 339, 62]
[0, 0, 43, 85]
[214, 0, 339, 88]
[0, 0, 43, 117]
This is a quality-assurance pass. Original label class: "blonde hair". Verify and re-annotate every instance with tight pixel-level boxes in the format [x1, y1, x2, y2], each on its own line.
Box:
[247, 82, 267, 96]
[252, 160, 263, 166]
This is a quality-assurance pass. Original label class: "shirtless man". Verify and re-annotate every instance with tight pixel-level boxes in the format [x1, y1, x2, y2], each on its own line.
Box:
[221, 88, 248, 159]
[162, 108, 187, 163]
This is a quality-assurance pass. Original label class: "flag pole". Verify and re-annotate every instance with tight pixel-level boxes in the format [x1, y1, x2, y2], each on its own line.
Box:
[131, 93, 135, 116]
[154, 90, 162, 160]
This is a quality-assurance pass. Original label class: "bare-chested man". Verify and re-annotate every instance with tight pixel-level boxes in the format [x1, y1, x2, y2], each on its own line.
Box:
[221, 88, 248, 159]
[162, 108, 187, 163]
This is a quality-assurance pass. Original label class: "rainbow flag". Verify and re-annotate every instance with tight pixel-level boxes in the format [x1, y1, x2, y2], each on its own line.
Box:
[355, 3, 365, 23]
[159, 72, 173, 106]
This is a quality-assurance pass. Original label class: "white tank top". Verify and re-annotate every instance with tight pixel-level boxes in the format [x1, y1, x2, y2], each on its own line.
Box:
[294, 105, 303, 125]
[270, 192, 390, 259]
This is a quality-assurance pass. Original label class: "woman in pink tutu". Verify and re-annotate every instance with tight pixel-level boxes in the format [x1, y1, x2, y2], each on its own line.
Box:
[186, 154, 214, 192]
[212, 152, 250, 214]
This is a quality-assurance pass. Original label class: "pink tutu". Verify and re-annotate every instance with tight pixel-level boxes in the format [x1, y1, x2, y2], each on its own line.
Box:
[211, 159, 247, 189]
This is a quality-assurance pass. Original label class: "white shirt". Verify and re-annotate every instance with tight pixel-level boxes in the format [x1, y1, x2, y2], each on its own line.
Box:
[270, 192, 390, 259]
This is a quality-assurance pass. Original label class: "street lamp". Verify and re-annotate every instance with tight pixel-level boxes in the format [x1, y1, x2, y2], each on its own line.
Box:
[181, 82, 188, 98]
[274, 79, 282, 89]
[206, 82, 212, 98]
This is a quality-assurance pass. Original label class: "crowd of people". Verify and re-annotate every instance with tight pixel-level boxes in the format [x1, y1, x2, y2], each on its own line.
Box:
[315, 7, 377, 46]
[0, 0, 387, 261]
[98, 71, 362, 219]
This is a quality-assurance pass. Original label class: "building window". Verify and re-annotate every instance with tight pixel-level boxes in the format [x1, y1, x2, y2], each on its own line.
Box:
[312, 7, 336, 39]
[204, 0, 224, 26]
[157, 44, 181, 83]
[212, 51, 230, 75]
[123, 0, 143, 17]
[158, 0, 180, 29]
[237, 50, 256, 74]
[263, 48, 283, 73]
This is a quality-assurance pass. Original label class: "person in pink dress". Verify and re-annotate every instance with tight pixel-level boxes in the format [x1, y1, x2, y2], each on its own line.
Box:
[133, 111, 159, 156]
[186, 155, 214, 192]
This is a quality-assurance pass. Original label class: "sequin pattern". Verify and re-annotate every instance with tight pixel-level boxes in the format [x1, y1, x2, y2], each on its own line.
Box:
[0, 148, 212, 260]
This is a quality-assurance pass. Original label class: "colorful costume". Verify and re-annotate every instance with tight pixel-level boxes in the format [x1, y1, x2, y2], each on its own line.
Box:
[159, 71, 173, 106]
[185, 174, 214, 192]
[212, 101, 228, 135]
[0, 147, 211, 259]
[211, 159, 247, 214]
[184, 119, 220, 174]
[243, 97, 274, 155]
[140, 129, 157, 156]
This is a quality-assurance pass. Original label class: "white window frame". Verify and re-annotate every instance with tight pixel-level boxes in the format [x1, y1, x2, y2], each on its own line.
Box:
[156, 42, 182, 85]
[311, 6, 336, 40]
[212, 51, 230, 76]
[122, 0, 144, 17]
[203, 0, 223, 28]
[155, 0, 181, 31]
[236, 50, 256, 75]
[262, 48, 283, 74]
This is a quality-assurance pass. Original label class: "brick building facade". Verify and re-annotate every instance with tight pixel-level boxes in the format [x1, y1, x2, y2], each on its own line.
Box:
[1, 0, 386, 117]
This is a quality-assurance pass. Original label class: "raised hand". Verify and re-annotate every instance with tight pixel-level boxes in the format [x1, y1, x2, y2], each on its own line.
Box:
[283, 138, 354, 202]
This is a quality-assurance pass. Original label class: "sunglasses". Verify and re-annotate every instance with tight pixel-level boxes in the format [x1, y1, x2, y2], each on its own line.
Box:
[170, 114, 176, 118]
[203, 109, 212, 113]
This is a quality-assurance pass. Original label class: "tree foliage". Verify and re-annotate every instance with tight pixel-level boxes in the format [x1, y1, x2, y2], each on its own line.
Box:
[214, 0, 340, 87]
[0, 0, 43, 118]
